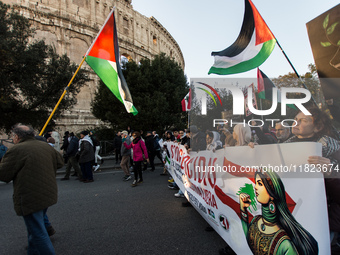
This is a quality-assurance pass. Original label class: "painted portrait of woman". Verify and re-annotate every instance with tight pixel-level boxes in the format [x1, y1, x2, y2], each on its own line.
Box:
[239, 170, 318, 255]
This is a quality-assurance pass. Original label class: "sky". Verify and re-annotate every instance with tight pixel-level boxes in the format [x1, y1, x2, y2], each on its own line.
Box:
[132, 0, 339, 81]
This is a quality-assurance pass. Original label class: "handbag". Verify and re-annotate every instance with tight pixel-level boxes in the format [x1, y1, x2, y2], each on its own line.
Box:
[139, 141, 148, 165]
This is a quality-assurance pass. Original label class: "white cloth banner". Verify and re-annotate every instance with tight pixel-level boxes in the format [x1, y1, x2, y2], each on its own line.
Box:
[167, 142, 330, 254]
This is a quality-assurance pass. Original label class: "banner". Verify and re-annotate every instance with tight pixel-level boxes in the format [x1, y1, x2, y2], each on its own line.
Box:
[306, 4, 340, 99]
[166, 142, 330, 254]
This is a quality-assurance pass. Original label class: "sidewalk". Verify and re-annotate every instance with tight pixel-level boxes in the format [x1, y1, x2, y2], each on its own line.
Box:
[57, 155, 163, 175]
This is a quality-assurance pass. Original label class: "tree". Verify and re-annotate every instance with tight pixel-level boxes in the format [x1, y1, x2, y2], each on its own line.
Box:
[91, 53, 189, 134]
[0, 2, 88, 132]
[272, 65, 323, 107]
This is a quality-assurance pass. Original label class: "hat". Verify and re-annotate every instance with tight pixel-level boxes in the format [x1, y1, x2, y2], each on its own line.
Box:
[80, 130, 89, 136]
[121, 130, 128, 135]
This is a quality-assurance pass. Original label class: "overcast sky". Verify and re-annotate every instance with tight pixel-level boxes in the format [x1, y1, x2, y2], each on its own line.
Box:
[132, 0, 339, 81]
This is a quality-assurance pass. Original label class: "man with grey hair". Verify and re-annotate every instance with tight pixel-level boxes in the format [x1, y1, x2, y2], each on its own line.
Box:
[0, 124, 64, 255]
[275, 122, 291, 143]
[120, 130, 132, 181]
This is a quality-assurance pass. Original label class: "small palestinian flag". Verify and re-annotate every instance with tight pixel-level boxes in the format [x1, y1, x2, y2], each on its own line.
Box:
[257, 68, 277, 100]
[257, 68, 296, 110]
[209, 0, 276, 75]
[181, 90, 191, 112]
[85, 9, 138, 115]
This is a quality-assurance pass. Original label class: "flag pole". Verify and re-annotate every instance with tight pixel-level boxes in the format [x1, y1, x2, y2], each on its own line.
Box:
[39, 56, 86, 136]
[275, 40, 318, 106]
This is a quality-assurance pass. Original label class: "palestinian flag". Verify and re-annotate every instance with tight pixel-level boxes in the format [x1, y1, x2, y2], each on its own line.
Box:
[85, 9, 138, 115]
[181, 90, 191, 112]
[257, 68, 277, 100]
[257, 68, 296, 109]
[209, 0, 276, 75]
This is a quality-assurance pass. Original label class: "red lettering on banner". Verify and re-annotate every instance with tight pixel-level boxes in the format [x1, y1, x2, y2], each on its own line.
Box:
[175, 146, 180, 162]
[171, 144, 175, 159]
[190, 181, 218, 209]
[208, 158, 217, 189]
[181, 155, 190, 176]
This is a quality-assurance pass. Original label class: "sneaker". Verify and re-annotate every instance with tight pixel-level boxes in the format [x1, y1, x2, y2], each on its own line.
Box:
[137, 179, 143, 184]
[131, 180, 137, 187]
[174, 192, 185, 198]
[94, 165, 100, 171]
[61, 177, 69, 181]
[168, 178, 174, 183]
[124, 175, 132, 181]
[168, 184, 179, 190]
[46, 226, 56, 236]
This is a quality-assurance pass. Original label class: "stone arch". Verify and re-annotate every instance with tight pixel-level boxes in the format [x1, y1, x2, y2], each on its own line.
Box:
[69, 37, 89, 64]
[34, 30, 58, 50]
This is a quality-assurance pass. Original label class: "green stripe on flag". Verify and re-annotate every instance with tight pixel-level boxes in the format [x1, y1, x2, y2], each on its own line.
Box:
[85, 56, 123, 103]
[208, 39, 276, 75]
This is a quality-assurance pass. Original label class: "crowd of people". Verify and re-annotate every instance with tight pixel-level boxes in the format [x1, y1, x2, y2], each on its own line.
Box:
[0, 105, 339, 254]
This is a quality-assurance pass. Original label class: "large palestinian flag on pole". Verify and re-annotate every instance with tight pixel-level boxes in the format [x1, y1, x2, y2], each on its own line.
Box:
[208, 0, 276, 75]
[85, 9, 138, 115]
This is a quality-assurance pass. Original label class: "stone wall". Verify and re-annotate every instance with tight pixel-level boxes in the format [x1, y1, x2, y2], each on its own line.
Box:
[3, 0, 184, 135]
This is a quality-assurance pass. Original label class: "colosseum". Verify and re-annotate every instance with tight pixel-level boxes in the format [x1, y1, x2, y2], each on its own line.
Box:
[3, 0, 185, 134]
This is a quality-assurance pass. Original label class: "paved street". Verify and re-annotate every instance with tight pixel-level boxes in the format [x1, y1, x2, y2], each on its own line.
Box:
[0, 164, 226, 255]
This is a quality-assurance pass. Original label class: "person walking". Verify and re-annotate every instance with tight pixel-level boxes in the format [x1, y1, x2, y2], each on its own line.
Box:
[78, 131, 95, 183]
[120, 130, 132, 181]
[90, 130, 102, 171]
[145, 131, 156, 171]
[0, 124, 64, 255]
[123, 131, 149, 187]
[61, 132, 82, 180]
[114, 131, 122, 164]
[60, 131, 70, 164]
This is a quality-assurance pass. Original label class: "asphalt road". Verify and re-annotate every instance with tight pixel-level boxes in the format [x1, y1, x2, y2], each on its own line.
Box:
[0, 167, 226, 255]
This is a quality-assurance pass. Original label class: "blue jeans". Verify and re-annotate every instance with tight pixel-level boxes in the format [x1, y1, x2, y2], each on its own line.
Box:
[23, 209, 55, 255]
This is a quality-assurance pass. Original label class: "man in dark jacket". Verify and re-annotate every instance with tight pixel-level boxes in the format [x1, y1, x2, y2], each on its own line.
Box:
[61, 132, 82, 180]
[79, 131, 95, 182]
[0, 124, 64, 255]
[145, 131, 156, 171]
[114, 131, 122, 164]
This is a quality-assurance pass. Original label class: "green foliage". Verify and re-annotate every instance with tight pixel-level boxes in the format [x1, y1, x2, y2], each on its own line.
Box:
[91, 53, 189, 134]
[0, 2, 88, 132]
[321, 13, 340, 47]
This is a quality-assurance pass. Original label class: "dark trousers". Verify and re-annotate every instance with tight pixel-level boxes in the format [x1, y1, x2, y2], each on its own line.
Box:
[80, 161, 93, 181]
[133, 161, 143, 181]
[148, 151, 155, 170]
[65, 155, 82, 178]
[155, 150, 163, 166]
[115, 149, 122, 163]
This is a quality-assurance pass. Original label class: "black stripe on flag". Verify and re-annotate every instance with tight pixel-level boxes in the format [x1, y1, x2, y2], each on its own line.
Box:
[211, 0, 255, 58]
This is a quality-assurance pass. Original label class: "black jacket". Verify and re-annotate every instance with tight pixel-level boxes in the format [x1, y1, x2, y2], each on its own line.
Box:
[66, 136, 79, 157]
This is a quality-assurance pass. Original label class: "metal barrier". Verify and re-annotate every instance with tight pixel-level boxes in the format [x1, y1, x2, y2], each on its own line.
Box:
[99, 140, 115, 156]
